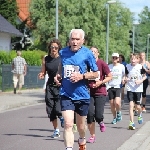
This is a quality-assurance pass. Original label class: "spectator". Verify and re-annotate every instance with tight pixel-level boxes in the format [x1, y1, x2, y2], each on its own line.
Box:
[12, 51, 27, 94]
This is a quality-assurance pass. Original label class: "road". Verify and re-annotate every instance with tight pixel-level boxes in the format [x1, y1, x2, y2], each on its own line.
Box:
[0, 89, 150, 150]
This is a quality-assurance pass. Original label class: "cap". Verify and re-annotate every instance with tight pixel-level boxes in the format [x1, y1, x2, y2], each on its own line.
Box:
[112, 53, 119, 57]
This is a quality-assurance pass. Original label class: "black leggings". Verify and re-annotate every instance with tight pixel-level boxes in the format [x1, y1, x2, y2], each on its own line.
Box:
[142, 79, 148, 98]
[87, 95, 106, 124]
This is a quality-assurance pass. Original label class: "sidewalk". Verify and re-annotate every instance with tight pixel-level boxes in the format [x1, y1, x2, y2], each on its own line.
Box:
[0, 88, 45, 113]
[0, 88, 150, 149]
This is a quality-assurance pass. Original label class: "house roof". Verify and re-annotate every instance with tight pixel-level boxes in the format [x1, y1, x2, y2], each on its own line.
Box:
[0, 14, 23, 37]
[16, 0, 32, 27]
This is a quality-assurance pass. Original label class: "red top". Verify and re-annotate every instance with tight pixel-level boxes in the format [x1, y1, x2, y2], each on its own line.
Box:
[88, 59, 110, 96]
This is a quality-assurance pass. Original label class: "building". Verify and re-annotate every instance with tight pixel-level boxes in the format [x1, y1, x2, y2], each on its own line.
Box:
[16, 0, 32, 27]
[0, 15, 22, 52]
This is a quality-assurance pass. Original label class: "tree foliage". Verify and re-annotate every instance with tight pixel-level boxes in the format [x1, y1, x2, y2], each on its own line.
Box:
[30, 0, 132, 60]
[0, 0, 18, 26]
[134, 6, 150, 54]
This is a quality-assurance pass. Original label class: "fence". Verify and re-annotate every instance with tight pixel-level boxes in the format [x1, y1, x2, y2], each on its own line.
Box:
[1, 64, 44, 92]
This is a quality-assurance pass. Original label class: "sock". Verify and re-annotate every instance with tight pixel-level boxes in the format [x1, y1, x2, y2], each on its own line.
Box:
[55, 129, 59, 132]
[66, 147, 72, 150]
[138, 112, 142, 117]
[117, 111, 121, 114]
[14, 88, 16, 94]
[78, 137, 86, 144]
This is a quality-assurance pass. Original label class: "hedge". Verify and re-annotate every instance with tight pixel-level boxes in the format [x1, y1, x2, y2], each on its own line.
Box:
[0, 50, 47, 66]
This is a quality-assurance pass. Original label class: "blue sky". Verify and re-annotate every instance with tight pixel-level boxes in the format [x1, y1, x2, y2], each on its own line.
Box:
[120, 0, 150, 21]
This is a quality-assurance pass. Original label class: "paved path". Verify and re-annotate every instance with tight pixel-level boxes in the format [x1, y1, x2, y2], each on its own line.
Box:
[0, 88, 150, 149]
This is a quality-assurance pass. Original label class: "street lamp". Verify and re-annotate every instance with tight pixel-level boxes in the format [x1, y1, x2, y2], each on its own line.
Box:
[106, 0, 116, 64]
[56, 0, 58, 39]
[146, 34, 150, 61]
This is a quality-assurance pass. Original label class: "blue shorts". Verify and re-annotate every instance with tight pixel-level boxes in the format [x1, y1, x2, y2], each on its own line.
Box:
[60, 96, 90, 116]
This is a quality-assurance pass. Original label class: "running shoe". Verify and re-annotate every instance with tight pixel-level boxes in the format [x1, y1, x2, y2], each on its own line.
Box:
[51, 130, 60, 138]
[59, 117, 64, 128]
[99, 122, 106, 132]
[72, 124, 77, 132]
[116, 111, 122, 122]
[142, 107, 146, 113]
[111, 118, 117, 124]
[138, 116, 143, 124]
[88, 136, 96, 143]
[129, 121, 135, 130]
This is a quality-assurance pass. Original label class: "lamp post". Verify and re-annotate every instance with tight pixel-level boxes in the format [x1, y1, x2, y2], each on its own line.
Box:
[106, 0, 116, 64]
[56, 0, 58, 39]
[132, 22, 139, 53]
[147, 34, 150, 61]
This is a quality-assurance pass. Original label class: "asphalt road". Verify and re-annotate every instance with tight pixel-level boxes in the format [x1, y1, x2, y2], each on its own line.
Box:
[0, 92, 150, 150]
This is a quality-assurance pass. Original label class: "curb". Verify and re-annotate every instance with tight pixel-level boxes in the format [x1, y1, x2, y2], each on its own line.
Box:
[117, 121, 150, 150]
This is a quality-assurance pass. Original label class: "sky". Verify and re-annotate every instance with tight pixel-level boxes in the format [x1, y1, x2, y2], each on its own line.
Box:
[120, 0, 150, 22]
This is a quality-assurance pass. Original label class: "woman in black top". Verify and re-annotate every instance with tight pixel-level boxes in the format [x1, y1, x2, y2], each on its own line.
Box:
[38, 38, 64, 138]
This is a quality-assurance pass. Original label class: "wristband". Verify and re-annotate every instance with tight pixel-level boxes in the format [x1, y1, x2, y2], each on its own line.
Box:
[83, 74, 85, 79]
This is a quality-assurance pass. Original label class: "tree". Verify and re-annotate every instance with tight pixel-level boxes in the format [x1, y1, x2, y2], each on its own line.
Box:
[0, 0, 18, 26]
[134, 6, 150, 53]
[30, 0, 132, 60]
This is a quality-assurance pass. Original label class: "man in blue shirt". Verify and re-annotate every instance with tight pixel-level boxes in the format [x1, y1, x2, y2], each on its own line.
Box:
[54, 29, 98, 150]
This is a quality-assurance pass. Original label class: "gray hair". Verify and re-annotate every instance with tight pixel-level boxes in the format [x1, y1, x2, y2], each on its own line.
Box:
[69, 29, 85, 40]
[17, 51, 21, 56]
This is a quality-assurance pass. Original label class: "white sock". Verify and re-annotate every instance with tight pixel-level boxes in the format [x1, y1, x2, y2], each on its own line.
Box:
[66, 147, 72, 150]
[78, 137, 86, 144]
[55, 129, 59, 132]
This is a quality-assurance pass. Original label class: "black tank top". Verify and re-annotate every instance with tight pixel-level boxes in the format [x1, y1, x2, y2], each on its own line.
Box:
[45, 55, 60, 84]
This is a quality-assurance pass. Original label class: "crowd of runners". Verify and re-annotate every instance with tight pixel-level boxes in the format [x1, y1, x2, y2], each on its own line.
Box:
[38, 29, 149, 150]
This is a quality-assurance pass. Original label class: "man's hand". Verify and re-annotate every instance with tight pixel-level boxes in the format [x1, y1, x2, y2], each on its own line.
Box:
[70, 72, 83, 83]
[38, 72, 45, 79]
[92, 80, 102, 88]
[54, 74, 62, 86]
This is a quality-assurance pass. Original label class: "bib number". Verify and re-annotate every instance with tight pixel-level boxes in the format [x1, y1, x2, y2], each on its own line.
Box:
[64, 65, 79, 78]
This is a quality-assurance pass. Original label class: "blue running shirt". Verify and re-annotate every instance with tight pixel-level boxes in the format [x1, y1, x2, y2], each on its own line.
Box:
[59, 46, 98, 100]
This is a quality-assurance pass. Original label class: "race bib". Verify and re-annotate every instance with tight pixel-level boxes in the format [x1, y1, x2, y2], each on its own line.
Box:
[110, 74, 121, 85]
[64, 65, 79, 78]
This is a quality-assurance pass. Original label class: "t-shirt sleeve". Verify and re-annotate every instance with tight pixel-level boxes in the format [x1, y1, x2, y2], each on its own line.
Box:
[141, 66, 146, 74]
[87, 51, 98, 72]
[23, 58, 27, 65]
[122, 65, 125, 75]
[102, 61, 110, 75]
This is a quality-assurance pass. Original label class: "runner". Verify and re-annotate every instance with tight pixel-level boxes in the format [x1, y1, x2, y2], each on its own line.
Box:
[38, 38, 64, 138]
[125, 53, 146, 130]
[139, 52, 150, 112]
[54, 29, 99, 150]
[119, 54, 127, 108]
[107, 53, 125, 124]
[87, 46, 112, 143]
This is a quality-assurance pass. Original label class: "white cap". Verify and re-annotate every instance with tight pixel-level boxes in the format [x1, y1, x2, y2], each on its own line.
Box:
[112, 53, 119, 57]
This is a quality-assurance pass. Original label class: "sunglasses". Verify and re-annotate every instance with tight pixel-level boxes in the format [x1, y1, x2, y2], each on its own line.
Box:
[112, 57, 118, 60]
[50, 46, 59, 50]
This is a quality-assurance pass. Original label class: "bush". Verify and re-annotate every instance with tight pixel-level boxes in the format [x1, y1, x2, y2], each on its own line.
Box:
[0, 50, 47, 66]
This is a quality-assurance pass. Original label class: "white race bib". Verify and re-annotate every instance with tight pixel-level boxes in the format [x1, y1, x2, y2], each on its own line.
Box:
[64, 65, 79, 78]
